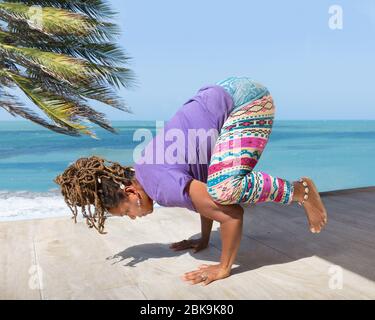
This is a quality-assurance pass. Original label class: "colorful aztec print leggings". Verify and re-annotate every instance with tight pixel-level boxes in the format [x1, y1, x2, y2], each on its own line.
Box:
[206, 77, 294, 205]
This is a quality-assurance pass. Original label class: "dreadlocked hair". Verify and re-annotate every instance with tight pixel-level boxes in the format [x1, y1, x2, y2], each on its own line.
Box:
[54, 156, 135, 234]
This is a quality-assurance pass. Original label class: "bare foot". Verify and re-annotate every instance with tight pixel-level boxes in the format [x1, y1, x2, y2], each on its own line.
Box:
[294, 177, 328, 233]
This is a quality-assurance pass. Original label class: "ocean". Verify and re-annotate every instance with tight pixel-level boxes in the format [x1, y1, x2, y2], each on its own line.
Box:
[0, 120, 374, 221]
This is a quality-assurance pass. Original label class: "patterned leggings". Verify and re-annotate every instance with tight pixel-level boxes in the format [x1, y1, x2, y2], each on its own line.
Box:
[207, 77, 294, 205]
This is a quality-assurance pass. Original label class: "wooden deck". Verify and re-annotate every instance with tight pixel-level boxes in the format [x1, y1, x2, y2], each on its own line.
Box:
[1, 186, 375, 299]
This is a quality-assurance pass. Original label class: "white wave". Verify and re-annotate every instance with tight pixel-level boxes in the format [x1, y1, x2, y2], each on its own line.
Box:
[0, 190, 162, 222]
[0, 190, 70, 221]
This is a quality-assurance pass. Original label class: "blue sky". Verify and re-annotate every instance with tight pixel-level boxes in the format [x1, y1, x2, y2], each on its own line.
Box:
[1, 0, 374, 121]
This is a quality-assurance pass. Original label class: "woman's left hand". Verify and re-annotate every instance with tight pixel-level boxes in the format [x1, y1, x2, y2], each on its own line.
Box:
[181, 264, 231, 286]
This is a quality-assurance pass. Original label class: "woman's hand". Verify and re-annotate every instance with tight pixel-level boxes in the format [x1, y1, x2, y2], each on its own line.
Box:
[182, 264, 231, 286]
[169, 238, 209, 253]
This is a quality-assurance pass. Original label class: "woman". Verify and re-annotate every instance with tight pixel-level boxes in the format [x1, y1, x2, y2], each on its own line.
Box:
[55, 76, 328, 286]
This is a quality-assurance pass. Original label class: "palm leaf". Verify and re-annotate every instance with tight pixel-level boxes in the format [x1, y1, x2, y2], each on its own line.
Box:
[0, 0, 134, 137]
[3, 0, 116, 19]
[3, 69, 97, 136]
[0, 88, 80, 135]
[0, 2, 114, 37]
[0, 43, 125, 87]
[1, 25, 130, 67]
[26, 67, 131, 111]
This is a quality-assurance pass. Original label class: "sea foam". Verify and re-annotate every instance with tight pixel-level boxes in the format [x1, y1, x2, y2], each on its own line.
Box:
[0, 190, 162, 221]
[0, 190, 70, 221]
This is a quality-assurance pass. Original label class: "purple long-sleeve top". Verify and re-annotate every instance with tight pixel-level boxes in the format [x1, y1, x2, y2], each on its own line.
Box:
[134, 85, 234, 212]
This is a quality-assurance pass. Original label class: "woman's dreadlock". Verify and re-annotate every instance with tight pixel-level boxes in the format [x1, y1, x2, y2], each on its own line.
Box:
[54, 156, 135, 234]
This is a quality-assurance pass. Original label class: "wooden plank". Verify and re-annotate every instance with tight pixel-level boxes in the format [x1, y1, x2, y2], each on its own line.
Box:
[239, 195, 375, 293]
[0, 187, 374, 299]
[0, 220, 42, 300]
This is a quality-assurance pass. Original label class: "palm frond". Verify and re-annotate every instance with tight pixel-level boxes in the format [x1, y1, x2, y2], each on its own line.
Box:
[0, 1, 120, 41]
[0, 43, 105, 85]
[1, 24, 130, 67]
[3, 0, 116, 19]
[0, 2, 99, 36]
[0, 0, 135, 137]
[3, 69, 98, 136]
[1, 76, 119, 135]
[26, 67, 131, 111]
[0, 90, 80, 135]
[88, 62, 136, 89]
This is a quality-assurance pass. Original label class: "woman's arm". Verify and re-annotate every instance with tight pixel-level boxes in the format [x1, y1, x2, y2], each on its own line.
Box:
[184, 179, 244, 285]
[200, 215, 213, 244]
[169, 214, 213, 252]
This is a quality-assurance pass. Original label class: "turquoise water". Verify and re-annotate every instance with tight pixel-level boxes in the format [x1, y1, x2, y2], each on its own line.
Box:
[0, 120, 374, 193]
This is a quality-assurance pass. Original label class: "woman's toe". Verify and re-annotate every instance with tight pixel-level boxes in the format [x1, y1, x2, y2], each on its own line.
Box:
[315, 223, 322, 233]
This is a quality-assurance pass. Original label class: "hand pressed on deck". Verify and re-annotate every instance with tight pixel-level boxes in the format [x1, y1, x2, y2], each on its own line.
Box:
[183, 179, 244, 286]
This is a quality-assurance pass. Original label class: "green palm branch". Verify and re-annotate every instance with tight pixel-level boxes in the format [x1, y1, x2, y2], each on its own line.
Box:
[0, 0, 135, 137]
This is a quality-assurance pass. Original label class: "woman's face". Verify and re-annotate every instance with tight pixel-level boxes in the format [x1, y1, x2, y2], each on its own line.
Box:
[107, 182, 153, 219]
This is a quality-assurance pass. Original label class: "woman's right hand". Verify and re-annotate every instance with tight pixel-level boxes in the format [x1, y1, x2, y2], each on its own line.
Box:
[169, 238, 209, 253]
